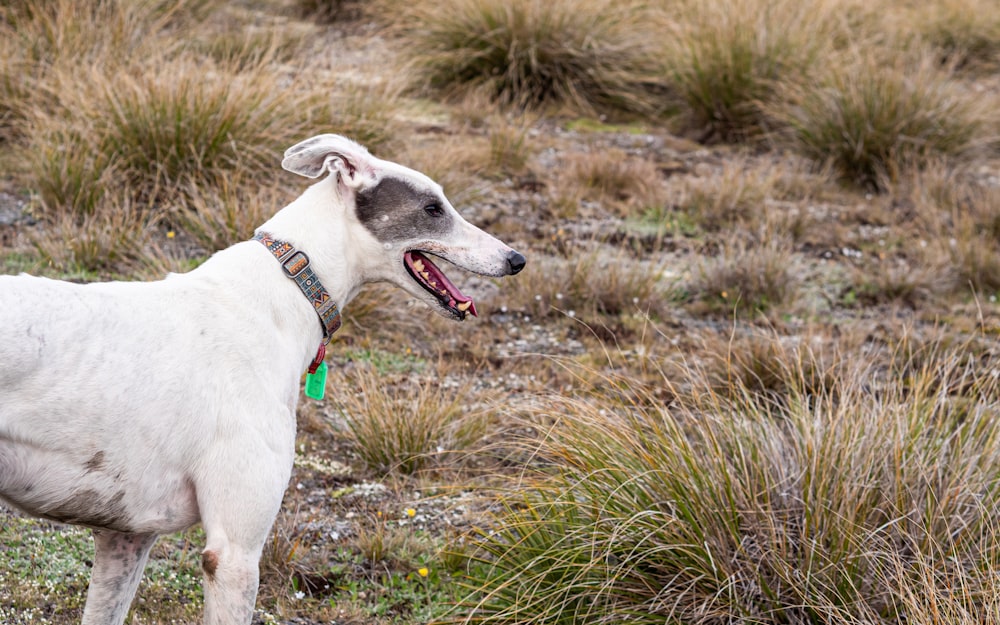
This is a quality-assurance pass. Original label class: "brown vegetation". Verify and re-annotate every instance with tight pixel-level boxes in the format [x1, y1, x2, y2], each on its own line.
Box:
[1, 0, 999, 623]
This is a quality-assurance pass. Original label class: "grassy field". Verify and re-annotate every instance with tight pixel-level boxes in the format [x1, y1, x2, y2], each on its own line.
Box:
[1, 0, 999, 623]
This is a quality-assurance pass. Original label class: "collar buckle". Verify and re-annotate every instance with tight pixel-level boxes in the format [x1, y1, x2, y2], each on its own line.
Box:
[253, 231, 342, 344]
[281, 250, 310, 278]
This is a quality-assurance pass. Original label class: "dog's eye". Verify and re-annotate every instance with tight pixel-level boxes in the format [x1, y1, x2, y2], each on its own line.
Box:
[424, 203, 444, 217]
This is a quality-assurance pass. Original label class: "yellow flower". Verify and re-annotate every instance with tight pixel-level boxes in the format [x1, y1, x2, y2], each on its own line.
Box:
[721, 290, 728, 299]
[417, 567, 429, 578]
[405, 508, 416, 518]
[166, 230, 176, 239]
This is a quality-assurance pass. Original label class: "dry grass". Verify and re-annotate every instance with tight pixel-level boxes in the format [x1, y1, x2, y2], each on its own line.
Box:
[400, 0, 662, 113]
[849, 257, 943, 309]
[901, 166, 1000, 295]
[559, 149, 664, 214]
[30, 198, 158, 274]
[690, 238, 800, 316]
[907, 0, 1000, 70]
[776, 46, 996, 190]
[699, 329, 848, 402]
[2, 0, 1000, 624]
[457, 343, 1000, 624]
[334, 365, 495, 475]
[495, 250, 675, 323]
[4, 0, 401, 274]
[168, 173, 291, 252]
[941, 187, 1000, 294]
[25, 54, 325, 215]
[662, 0, 832, 142]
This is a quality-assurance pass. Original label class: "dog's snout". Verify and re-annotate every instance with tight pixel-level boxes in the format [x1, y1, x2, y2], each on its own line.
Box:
[506, 250, 526, 275]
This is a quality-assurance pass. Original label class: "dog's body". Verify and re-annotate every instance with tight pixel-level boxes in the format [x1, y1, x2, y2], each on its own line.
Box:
[0, 135, 524, 624]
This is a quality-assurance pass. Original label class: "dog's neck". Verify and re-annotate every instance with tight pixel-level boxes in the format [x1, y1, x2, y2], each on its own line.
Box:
[257, 177, 371, 310]
[252, 231, 342, 342]
[188, 176, 374, 372]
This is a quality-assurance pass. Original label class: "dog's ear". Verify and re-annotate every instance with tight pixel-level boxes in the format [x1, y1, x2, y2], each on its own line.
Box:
[281, 134, 377, 187]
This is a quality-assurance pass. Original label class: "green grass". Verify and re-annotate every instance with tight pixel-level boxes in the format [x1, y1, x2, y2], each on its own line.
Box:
[0, 516, 205, 623]
[337, 347, 428, 375]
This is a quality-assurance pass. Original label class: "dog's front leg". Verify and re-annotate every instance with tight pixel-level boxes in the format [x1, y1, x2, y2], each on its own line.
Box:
[201, 538, 265, 625]
[197, 446, 293, 624]
[81, 530, 158, 625]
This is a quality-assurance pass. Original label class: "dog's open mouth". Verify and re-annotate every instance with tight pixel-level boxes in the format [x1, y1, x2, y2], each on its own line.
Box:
[404, 251, 477, 320]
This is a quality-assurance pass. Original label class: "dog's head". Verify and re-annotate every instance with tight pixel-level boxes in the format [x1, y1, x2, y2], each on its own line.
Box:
[282, 134, 525, 320]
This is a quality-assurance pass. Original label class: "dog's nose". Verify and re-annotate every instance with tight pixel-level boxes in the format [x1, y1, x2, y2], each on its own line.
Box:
[506, 250, 526, 275]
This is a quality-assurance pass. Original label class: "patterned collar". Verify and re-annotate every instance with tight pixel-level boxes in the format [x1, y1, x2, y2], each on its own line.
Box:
[253, 231, 342, 342]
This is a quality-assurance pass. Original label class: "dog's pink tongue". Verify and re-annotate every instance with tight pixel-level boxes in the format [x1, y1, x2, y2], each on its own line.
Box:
[408, 251, 477, 317]
[434, 266, 477, 317]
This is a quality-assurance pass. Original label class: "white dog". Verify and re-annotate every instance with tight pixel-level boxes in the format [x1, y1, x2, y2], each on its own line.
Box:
[0, 134, 525, 624]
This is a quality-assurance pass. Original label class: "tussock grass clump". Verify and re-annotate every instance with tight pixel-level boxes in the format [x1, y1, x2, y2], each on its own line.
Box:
[702, 330, 846, 402]
[561, 149, 664, 212]
[664, 0, 828, 142]
[670, 157, 822, 242]
[497, 251, 674, 321]
[486, 122, 533, 178]
[777, 49, 992, 190]
[99, 59, 290, 204]
[2, 0, 205, 67]
[168, 174, 288, 252]
[933, 184, 1000, 294]
[31, 199, 156, 274]
[904, 168, 1000, 294]
[457, 346, 1000, 624]
[910, 0, 1000, 69]
[0, 39, 33, 143]
[25, 59, 287, 214]
[850, 258, 942, 308]
[678, 158, 779, 231]
[691, 239, 799, 315]
[403, 0, 660, 112]
[335, 366, 492, 475]
[7, 0, 401, 272]
[297, 0, 365, 23]
[20, 48, 401, 269]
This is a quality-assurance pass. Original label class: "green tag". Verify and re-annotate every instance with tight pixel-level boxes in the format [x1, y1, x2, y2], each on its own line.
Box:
[304, 361, 327, 401]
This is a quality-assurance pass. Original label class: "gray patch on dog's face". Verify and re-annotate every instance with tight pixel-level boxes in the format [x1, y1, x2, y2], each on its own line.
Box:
[355, 176, 454, 244]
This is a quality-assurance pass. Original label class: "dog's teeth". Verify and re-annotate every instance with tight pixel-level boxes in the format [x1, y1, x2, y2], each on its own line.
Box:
[457, 301, 471, 312]
[413, 259, 425, 272]
[419, 271, 431, 281]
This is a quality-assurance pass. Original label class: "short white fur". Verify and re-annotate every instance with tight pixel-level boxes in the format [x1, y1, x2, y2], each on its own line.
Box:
[0, 134, 524, 625]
